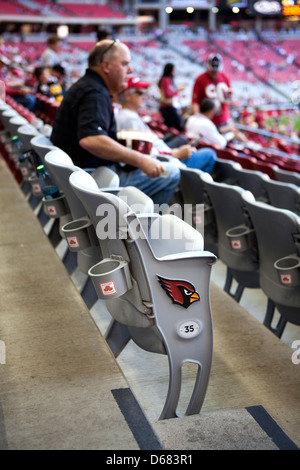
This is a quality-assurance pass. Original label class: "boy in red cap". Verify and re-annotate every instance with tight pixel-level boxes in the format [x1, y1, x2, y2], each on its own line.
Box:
[117, 76, 216, 174]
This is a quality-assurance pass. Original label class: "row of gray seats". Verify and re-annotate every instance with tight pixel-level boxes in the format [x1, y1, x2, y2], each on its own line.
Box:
[2, 100, 300, 340]
[179, 164, 300, 338]
[0, 100, 217, 420]
[212, 158, 300, 214]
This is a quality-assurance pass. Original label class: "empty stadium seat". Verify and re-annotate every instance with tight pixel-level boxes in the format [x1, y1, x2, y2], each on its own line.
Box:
[230, 165, 270, 202]
[242, 191, 300, 337]
[44, 149, 102, 279]
[200, 172, 260, 302]
[30, 134, 57, 164]
[45, 149, 148, 312]
[16, 124, 41, 195]
[28, 134, 63, 243]
[211, 158, 240, 184]
[179, 167, 218, 255]
[273, 165, 300, 186]
[17, 124, 40, 149]
[0, 109, 19, 131]
[262, 179, 300, 215]
[69, 169, 217, 419]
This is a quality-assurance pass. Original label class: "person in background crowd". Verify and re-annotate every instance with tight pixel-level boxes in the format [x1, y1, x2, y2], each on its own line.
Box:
[97, 29, 111, 42]
[185, 98, 234, 149]
[2, 66, 36, 111]
[33, 65, 64, 102]
[117, 77, 216, 175]
[34, 66, 53, 96]
[51, 64, 67, 96]
[158, 62, 184, 132]
[0, 35, 36, 111]
[191, 54, 248, 143]
[51, 39, 180, 206]
[41, 35, 62, 67]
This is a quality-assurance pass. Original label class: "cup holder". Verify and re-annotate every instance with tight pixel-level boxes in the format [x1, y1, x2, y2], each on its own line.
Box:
[274, 255, 300, 286]
[28, 175, 42, 197]
[185, 204, 213, 233]
[226, 224, 255, 252]
[42, 194, 69, 218]
[88, 257, 132, 299]
[18, 161, 30, 180]
[61, 217, 98, 251]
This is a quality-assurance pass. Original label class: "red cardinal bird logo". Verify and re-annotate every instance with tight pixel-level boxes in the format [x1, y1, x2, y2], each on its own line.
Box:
[157, 276, 200, 309]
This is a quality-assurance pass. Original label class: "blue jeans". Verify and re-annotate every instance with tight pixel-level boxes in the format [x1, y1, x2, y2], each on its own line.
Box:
[181, 148, 216, 174]
[116, 162, 180, 206]
[14, 94, 36, 112]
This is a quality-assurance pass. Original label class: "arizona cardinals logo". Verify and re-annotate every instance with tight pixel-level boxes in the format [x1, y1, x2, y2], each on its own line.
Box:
[157, 276, 200, 309]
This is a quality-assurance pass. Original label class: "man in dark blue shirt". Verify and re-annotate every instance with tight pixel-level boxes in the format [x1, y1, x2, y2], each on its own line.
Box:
[51, 39, 180, 205]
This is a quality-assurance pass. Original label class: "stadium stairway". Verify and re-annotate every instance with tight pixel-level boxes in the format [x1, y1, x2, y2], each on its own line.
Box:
[1, 149, 300, 450]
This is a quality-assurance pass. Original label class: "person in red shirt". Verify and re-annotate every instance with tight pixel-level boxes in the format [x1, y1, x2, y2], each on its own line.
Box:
[191, 54, 247, 142]
[158, 62, 184, 131]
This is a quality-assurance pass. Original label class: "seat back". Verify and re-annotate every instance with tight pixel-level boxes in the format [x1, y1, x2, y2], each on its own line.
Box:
[231, 166, 270, 202]
[242, 191, 300, 312]
[7, 115, 28, 137]
[179, 167, 218, 254]
[273, 165, 300, 186]
[30, 135, 58, 164]
[0, 109, 19, 131]
[70, 169, 217, 419]
[0, 101, 12, 112]
[90, 166, 120, 189]
[45, 149, 85, 219]
[17, 124, 40, 149]
[45, 152, 132, 273]
[180, 167, 207, 205]
[212, 158, 241, 184]
[262, 179, 300, 215]
[200, 172, 259, 273]
[45, 150, 124, 218]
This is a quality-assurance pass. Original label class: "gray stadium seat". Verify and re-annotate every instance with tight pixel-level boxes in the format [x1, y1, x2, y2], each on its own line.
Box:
[44, 149, 141, 314]
[7, 115, 28, 137]
[242, 191, 300, 337]
[212, 158, 241, 184]
[230, 165, 270, 202]
[179, 167, 218, 255]
[29, 135, 62, 244]
[273, 165, 300, 186]
[69, 169, 217, 420]
[200, 172, 260, 302]
[44, 149, 102, 277]
[30, 134, 58, 164]
[262, 178, 300, 215]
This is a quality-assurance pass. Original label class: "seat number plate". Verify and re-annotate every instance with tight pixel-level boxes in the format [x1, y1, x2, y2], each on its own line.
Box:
[177, 320, 202, 339]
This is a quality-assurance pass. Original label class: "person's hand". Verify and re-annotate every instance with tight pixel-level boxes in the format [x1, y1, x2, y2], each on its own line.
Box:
[139, 155, 166, 178]
[172, 145, 195, 160]
[18, 86, 32, 96]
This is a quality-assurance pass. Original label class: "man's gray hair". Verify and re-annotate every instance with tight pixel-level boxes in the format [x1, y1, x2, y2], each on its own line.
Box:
[88, 39, 119, 67]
